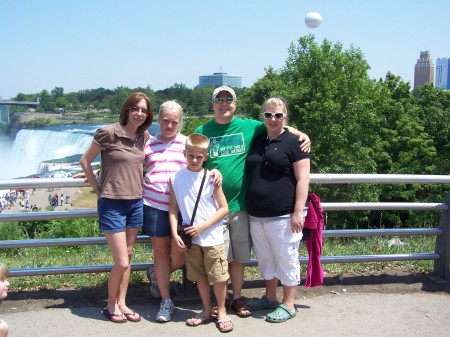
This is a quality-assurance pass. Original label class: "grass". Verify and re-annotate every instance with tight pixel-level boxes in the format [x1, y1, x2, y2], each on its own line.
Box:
[71, 187, 98, 208]
[1, 235, 435, 291]
[2, 187, 436, 290]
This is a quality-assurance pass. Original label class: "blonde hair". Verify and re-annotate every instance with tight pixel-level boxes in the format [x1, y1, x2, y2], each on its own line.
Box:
[186, 133, 209, 153]
[262, 96, 289, 124]
[0, 263, 9, 281]
[159, 100, 184, 131]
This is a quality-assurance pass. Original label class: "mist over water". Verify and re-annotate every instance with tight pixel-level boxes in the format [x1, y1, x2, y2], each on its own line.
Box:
[0, 123, 160, 179]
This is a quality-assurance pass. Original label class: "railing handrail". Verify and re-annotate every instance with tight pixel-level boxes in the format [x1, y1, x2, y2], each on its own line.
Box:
[0, 203, 447, 222]
[1, 174, 449, 281]
[1, 173, 450, 190]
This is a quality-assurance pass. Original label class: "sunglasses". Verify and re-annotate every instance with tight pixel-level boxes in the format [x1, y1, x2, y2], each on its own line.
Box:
[213, 97, 235, 104]
[129, 106, 149, 114]
[263, 112, 285, 120]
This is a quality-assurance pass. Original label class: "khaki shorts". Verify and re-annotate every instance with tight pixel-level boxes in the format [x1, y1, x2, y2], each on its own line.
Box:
[223, 210, 251, 263]
[185, 244, 229, 283]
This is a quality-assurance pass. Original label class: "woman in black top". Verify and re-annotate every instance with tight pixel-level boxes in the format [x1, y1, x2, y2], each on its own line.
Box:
[246, 97, 310, 323]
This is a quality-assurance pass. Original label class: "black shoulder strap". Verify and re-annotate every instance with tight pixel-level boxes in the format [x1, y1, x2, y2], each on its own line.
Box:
[189, 168, 207, 226]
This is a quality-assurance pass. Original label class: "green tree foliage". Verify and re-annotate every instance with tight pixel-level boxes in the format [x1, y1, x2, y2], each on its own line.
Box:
[240, 35, 448, 229]
[8, 38, 449, 230]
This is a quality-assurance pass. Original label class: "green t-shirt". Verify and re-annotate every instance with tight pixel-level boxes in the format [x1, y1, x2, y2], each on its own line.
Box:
[195, 117, 266, 212]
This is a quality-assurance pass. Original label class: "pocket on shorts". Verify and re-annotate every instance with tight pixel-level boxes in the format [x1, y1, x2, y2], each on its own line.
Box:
[212, 245, 229, 276]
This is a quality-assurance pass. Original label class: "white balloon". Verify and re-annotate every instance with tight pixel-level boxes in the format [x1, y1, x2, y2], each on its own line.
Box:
[305, 12, 322, 28]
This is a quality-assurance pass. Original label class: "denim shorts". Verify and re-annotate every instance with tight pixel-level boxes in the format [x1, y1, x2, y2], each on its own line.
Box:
[143, 205, 171, 237]
[97, 198, 143, 233]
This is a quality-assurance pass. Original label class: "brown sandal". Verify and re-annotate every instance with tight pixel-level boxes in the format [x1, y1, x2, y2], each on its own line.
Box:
[231, 298, 252, 318]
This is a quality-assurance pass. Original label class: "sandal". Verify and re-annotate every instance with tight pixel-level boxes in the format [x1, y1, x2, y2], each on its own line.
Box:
[216, 317, 233, 333]
[102, 307, 127, 323]
[121, 309, 141, 322]
[186, 313, 215, 327]
[231, 298, 252, 318]
[246, 295, 279, 311]
[265, 304, 297, 323]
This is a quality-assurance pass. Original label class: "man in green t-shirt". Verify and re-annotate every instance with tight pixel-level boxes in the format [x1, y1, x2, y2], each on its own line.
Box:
[195, 86, 310, 317]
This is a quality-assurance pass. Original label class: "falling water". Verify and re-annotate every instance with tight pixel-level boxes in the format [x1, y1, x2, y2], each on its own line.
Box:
[0, 123, 160, 179]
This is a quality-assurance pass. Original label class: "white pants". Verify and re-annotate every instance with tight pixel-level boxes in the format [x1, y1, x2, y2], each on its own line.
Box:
[249, 213, 305, 286]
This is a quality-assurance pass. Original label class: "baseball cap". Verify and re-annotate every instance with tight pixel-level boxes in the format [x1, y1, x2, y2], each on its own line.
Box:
[212, 86, 236, 101]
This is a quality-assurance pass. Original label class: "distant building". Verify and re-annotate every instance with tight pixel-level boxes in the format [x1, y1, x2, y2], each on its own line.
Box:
[435, 57, 450, 90]
[198, 72, 242, 88]
[414, 51, 435, 89]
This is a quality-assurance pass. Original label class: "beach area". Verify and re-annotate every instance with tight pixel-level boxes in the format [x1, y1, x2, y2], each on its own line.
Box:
[0, 186, 85, 213]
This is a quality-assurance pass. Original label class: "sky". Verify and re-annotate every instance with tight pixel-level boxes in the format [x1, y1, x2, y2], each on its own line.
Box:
[1, 0, 449, 99]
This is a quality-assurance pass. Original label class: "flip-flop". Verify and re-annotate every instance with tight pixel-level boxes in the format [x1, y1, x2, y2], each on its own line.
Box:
[185, 313, 215, 327]
[102, 307, 127, 323]
[265, 304, 297, 323]
[121, 309, 141, 322]
[231, 298, 252, 318]
[216, 317, 233, 333]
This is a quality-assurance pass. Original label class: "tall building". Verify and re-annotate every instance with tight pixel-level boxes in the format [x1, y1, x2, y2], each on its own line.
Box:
[414, 51, 435, 89]
[198, 72, 242, 88]
[435, 57, 450, 90]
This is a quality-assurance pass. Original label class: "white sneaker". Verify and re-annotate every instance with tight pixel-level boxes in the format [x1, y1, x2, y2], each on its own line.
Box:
[156, 298, 174, 322]
[147, 266, 161, 299]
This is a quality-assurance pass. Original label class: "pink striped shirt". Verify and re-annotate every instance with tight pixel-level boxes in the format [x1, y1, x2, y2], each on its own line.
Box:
[143, 133, 187, 211]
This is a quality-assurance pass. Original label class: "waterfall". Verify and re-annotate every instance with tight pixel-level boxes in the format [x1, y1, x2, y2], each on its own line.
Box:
[0, 124, 103, 179]
[0, 123, 160, 179]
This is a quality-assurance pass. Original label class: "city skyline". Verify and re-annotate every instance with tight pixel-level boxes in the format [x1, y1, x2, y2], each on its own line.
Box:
[1, 0, 449, 99]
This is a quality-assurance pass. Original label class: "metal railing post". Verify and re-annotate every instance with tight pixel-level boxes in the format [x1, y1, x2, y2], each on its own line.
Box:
[433, 190, 450, 281]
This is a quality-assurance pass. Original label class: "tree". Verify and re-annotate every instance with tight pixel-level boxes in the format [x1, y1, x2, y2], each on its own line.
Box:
[37, 90, 55, 112]
[240, 35, 386, 228]
[51, 87, 64, 98]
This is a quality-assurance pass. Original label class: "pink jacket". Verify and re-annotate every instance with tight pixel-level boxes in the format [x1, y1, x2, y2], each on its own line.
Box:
[304, 193, 324, 287]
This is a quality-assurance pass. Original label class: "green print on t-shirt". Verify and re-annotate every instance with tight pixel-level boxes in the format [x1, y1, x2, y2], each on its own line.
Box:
[209, 133, 245, 158]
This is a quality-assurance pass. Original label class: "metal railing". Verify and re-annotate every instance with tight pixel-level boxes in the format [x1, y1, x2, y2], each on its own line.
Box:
[1, 174, 450, 280]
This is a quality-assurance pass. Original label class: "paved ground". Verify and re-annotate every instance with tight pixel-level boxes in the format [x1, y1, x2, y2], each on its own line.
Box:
[1, 271, 449, 337]
[1, 187, 82, 213]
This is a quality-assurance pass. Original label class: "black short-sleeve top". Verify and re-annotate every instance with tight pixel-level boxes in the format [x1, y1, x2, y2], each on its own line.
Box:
[246, 128, 310, 217]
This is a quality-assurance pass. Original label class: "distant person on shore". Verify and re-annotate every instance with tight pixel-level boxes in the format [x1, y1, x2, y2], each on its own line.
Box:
[245, 96, 310, 323]
[60, 194, 64, 206]
[51, 193, 58, 209]
[142, 100, 221, 323]
[194, 86, 311, 317]
[0, 263, 11, 336]
[80, 92, 153, 324]
[169, 134, 232, 332]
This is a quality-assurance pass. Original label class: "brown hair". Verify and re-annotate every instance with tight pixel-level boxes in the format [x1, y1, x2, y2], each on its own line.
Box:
[119, 92, 153, 132]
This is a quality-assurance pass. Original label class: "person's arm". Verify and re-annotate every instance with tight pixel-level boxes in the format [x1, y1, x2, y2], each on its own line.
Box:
[73, 168, 99, 181]
[168, 180, 186, 251]
[184, 184, 229, 237]
[209, 168, 223, 186]
[79, 141, 102, 198]
[285, 126, 311, 153]
[291, 158, 311, 233]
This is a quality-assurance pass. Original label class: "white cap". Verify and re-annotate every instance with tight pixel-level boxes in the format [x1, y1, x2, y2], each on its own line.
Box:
[212, 86, 236, 101]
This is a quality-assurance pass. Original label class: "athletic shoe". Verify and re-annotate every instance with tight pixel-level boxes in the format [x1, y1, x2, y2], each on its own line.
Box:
[156, 298, 174, 323]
